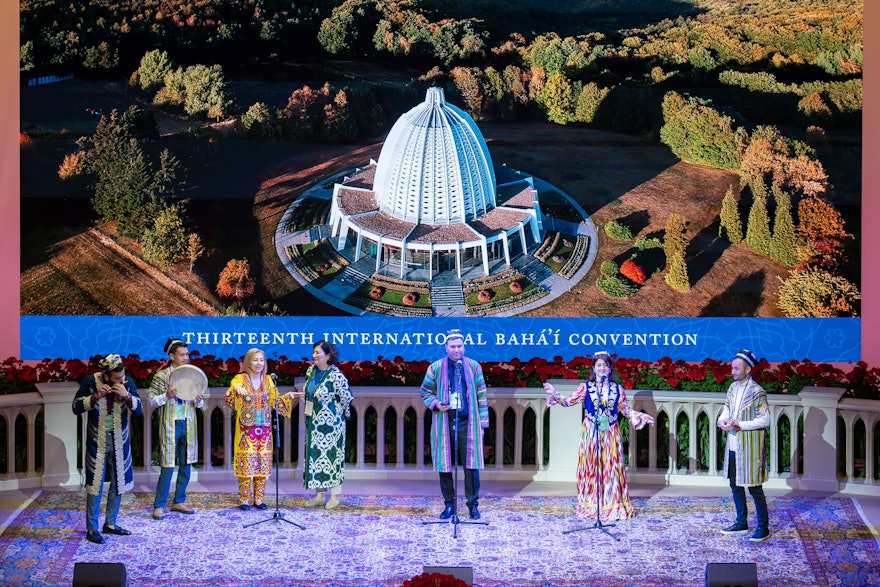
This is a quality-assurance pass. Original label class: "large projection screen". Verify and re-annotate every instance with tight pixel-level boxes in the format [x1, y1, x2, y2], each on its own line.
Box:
[5, 3, 878, 366]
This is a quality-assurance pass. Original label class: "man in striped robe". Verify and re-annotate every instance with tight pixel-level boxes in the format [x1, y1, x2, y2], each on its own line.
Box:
[149, 338, 203, 520]
[717, 349, 771, 542]
[420, 329, 489, 520]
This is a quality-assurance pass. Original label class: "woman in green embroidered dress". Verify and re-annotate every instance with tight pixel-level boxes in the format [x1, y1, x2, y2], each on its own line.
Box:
[302, 340, 353, 510]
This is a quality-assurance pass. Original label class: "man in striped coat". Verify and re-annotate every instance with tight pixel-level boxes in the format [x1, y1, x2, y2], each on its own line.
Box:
[420, 329, 489, 520]
[149, 338, 203, 520]
[717, 349, 771, 542]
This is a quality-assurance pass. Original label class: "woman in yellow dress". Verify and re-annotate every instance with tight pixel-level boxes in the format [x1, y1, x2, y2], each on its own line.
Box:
[226, 348, 300, 510]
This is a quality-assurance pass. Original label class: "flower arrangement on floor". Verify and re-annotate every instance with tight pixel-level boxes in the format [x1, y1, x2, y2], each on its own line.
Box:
[400, 572, 469, 587]
[2, 354, 878, 399]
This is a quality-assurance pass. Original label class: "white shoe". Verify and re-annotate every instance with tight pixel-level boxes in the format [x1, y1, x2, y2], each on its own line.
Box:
[305, 494, 325, 507]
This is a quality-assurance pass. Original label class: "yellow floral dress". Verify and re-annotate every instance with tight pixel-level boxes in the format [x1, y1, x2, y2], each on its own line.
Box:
[225, 373, 292, 477]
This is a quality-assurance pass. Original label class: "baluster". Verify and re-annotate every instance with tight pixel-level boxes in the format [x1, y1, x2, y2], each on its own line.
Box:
[845, 415, 855, 482]
[396, 404, 405, 467]
[224, 409, 233, 471]
[356, 403, 366, 467]
[535, 403, 545, 471]
[27, 408, 38, 475]
[416, 407, 425, 467]
[494, 405, 504, 469]
[865, 417, 876, 484]
[202, 400, 212, 469]
[513, 406, 523, 469]
[687, 406, 697, 474]
[376, 405, 386, 467]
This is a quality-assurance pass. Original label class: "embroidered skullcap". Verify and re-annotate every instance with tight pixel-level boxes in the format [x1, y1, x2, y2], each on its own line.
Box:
[735, 349, 757, 368]
[593, 350, 612, 362]
[446, 329, 465, 342]
[99, 353, 123, 372]
[163, 337, 186, 355]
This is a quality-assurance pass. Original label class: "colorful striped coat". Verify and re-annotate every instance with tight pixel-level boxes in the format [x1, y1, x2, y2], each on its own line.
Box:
[72, 372, 143, 496]
[420, 357, 489, 472]
[555, 380, 636, 521]
[721, 378, 769, 487]
[148, 366, 203, 468]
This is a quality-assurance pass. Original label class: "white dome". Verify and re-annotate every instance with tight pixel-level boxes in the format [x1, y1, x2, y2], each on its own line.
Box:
[373, 87, 496, 225]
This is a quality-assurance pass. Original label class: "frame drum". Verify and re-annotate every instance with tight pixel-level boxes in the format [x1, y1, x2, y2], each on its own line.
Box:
[168, 364, 208, 401]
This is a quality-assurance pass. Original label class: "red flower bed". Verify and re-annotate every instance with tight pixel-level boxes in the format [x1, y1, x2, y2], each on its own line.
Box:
[2, 355, 878, 399]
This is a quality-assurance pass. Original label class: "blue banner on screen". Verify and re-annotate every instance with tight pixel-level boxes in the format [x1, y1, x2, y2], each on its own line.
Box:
[20, 316, 860, 363]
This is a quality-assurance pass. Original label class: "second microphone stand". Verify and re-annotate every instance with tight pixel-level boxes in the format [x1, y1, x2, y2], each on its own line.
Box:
[246, 380, 305, 530]
[423, 397, 488, 537]
[563, 378, 619, 540]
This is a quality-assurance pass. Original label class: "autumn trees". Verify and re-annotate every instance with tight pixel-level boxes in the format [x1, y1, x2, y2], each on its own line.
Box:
[57, 106, 206, 273]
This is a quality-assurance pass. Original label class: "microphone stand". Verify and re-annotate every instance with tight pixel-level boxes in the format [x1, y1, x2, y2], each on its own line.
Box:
[563, 376, 619, 540]
[423, 365, 488, 537]
[246, 375, 305, 530]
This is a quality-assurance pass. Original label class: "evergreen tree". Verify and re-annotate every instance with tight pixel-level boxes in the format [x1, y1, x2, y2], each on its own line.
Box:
[142, 206, 187, 270]
[186, 233, 205, 273]
[86, 110, 152, 239]
[182, 64, 231, 119]
[665, 255, 691, 291]
[746, 194, 772, 255]
[663, 214, 688, 260]
[137, 49, 173, 91]
[242, 102, 283, 139]
[719, 186, 743, 243]
[770, 185, 800, 266]
[152, 149, 185, 201]
[664, 214, 690, 290]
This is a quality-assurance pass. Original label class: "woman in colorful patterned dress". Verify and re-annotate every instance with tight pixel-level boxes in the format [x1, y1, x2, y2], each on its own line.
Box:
[301, 340, 353, 510]
[543, 351, 654, 521]
[226, 348, 300, 510]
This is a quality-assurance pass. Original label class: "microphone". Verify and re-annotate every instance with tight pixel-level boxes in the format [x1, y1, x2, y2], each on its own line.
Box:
[451, 360, 463, 410]
[270, 373, 278, 384]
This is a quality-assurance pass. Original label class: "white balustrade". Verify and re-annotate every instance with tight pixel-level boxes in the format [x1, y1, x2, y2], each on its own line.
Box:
[0, 382, 876, 495]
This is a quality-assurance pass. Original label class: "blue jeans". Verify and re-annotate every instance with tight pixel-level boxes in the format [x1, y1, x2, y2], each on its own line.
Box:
[154, 420, 191, 508]
[728, 451, 768, 531]
[86, 433, 121, 533]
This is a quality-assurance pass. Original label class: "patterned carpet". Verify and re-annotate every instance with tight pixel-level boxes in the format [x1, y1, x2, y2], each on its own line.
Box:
[1, 491, 878, 587]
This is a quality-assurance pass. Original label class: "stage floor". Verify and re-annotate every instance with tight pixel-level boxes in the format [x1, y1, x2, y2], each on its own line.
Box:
[2, 480, 879, 586]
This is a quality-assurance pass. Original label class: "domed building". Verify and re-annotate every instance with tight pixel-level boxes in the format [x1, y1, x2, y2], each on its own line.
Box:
[327, 87, 543, 279]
